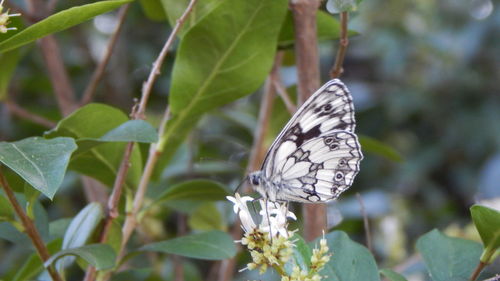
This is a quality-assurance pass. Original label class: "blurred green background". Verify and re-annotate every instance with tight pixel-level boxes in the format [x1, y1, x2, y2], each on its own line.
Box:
[0, 0, 499, 280]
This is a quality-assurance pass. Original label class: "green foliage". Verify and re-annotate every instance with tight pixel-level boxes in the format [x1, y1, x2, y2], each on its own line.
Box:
[471, 205, 500, 263]
[0, 49, 20, 99]
[359, 135, 403, 162]
[416, 229, 483, 281]
[0, 0, 132, 53]
[379, 269, 408, 281]
[155, 0, 288, 175]
[322, 231, 381, 281]
[0, 137, 76, 199]
[46, 104, 144, 189]
[141, 231, 236, 260]
[45, 244, 116, 270]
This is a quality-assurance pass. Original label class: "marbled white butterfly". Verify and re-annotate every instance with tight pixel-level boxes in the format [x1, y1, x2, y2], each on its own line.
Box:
[248, 79, 363, 203]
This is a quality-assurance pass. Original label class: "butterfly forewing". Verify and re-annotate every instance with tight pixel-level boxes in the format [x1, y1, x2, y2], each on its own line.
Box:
[255, 79, 363, 203]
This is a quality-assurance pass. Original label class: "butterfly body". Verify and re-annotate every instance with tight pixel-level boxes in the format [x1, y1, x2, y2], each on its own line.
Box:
[249, 79, 363, 203]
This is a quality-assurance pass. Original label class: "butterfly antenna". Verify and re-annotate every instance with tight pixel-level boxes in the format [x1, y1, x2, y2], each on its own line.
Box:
[233, 176, 248, 195]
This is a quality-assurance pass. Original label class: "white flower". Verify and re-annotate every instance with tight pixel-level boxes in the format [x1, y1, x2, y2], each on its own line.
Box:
[226, 193, 256, 232]
[0, 0, 20, 34]
[259, 200, 296, 238]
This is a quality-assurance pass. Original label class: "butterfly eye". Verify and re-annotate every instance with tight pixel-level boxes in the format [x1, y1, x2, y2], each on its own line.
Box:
[335, 171, 344, 180]
[339, 159, 347, 166]
[324, 137, 334, 144]
[250, 176, 260, 185]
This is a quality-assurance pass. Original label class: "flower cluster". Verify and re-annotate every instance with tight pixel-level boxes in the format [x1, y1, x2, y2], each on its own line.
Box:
[227, 193, 331, 281]
[0, 0, 20, 34]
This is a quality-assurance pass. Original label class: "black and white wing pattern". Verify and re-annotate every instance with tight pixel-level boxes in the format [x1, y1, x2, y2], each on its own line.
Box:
[249, 79, 362, 203]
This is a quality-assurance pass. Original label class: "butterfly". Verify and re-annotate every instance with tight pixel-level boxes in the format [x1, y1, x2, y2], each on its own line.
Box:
[248, 79, 363, 203]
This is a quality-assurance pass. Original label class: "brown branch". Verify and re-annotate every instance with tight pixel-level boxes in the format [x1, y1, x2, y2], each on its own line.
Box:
[290, 0, 325, 241]
[0, 168, 63, 281]
[4, 100, 56, 128]
[356, 193, 372, 253]
[80, 4, 130, 106]
[272, 79, 296, 114]
[329, 11, 349, 78]
[469, 261, 488, 281]
[216, 51, 284, 281]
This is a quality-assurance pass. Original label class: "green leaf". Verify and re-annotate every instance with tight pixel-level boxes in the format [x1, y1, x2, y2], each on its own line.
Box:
[161, 0, 222, 36]
[416, 229, 483, 281]
[12, 239, 62, 281]
[58, 203, 103, 269]
[0, 137, 77, 199]
[359, 135, 403, 162]
[0, 49, 21, 100]
[278, 11, 357, 48]
[289, 234, 312, 273]
[470, 205, 500, 263]
[140, 0, 167, 21]
[141, 230, 236, 260]
[0, 0, 133, 53]
[471, 205, 500, 251]
[45, 244, 116, 270]
[46, 103, 143, 189]
[99, 120, 158, 143]
[0, 194, 15, 221]
[379, 269, 408, 281]
[323, 231, 380, 281]
[154, 0, 288, 176]
[326, 0, 364, 13]
[188, 203, 225, 231]
[157, 179, 229, 203]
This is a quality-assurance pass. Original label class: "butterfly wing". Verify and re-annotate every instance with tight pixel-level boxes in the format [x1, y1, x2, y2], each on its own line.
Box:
[272, 131, 362, 202]
[260, 79, 362, 202]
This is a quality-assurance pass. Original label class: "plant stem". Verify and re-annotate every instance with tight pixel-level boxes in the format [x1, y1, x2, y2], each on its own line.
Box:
[290, 0, 326, 241]
[0, 168, 63, 281]
[81, 4, 130, 105]
[330, 11, 349, 78]
[4, 100, 56, 128]
[469, 261, 487, 281]
[216, 52, 283, 281]
[356, 193, 372, 253]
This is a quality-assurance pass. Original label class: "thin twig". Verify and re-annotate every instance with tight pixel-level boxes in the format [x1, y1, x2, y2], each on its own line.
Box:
[272, 79, 296, 114]
[80, 4, 130, 106]
[0, 168, 63, 281]
[469, 261, 488, 281]
[216, 51, 283, 281]
[356, 193, 372, 253]
[4, 100, 56, 128]
[134, 0, 197, 119]
[329, 11, 349, 78]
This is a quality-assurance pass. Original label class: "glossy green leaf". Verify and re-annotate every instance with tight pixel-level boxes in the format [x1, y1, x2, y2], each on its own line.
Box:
[161, 0, 222, 36]
[157, 179, 229, 202]
[46, 103, 143, 189]
[379, 269, 408, 281]
[0, 0, 132, 53]
[99, 120, 158, 143]
[141, 230, 236, 260]
[12, 239, 62, 281]
[323, 231, 380, 281]
[0, 49, 21, 100]
[46, 244, 116, 270]
[140, 0, 167, 21]
[278, 10, 357, 48]
[154, 0, 288, 176]
[58, 203, 103, 269]
[359, 135, 403, 162]
[0, 137, 77, 199]
[188, 203, 225, 231]
[471, 205, 500, 250]
[416, 229, 482, 281]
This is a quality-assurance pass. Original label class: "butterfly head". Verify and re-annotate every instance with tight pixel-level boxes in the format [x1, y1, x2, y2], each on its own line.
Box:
[247, 171, 266, 196]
